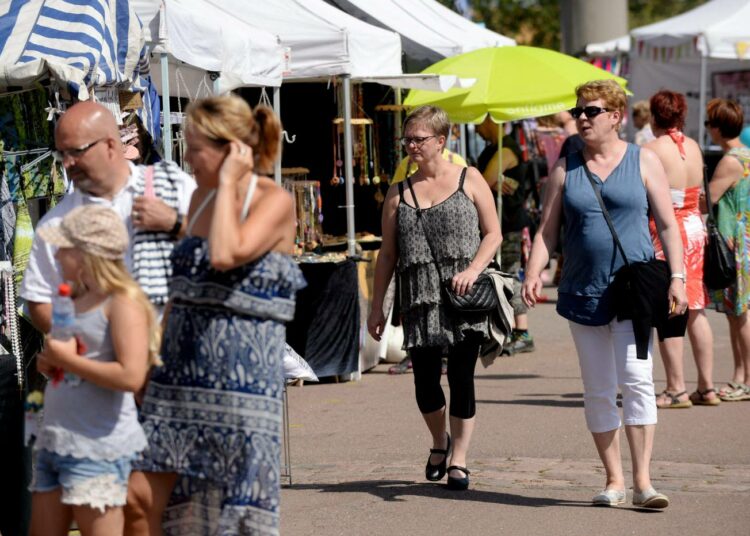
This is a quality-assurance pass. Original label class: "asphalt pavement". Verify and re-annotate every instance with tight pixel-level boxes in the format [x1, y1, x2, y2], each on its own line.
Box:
[281, 288, 750, 536]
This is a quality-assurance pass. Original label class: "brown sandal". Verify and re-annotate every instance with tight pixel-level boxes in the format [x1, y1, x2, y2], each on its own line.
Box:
[655, 390, 692, 409]
[689, 388, 721, 406]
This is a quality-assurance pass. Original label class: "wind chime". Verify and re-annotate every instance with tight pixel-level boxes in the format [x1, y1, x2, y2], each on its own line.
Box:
[330, 118, 381, 187]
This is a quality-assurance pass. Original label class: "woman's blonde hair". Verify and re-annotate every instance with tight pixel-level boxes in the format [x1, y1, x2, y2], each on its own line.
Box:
[80, 254, 161, 366]
[575, 80, 628, 129]
[185, 95, 282, 174]
[403, 105, 451, 138]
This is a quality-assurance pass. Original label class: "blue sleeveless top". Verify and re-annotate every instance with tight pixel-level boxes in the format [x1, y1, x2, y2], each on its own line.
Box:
[557, 144, 655, 325]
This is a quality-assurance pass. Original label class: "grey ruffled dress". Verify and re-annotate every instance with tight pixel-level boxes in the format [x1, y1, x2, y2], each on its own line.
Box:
[397, 171, 489, 350]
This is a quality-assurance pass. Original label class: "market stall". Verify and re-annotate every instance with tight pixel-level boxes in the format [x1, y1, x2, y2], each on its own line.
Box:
[0, 1, 156, 531]
[629, 0, 750, 145]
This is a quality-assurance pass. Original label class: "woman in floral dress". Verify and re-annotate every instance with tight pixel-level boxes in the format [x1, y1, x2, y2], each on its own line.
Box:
[125, 95, 305, 535]
[704, 98, 750, 402]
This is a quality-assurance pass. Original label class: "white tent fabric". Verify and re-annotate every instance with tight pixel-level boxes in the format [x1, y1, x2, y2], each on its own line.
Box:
[132, 0, 284, 93]
[0, 0, 145, 99]
[328, 0, 514, 68]
[585, 35, 630, 56]
[220, 0, 402, 80]
[631, 0, 750, 59]
[629, 0, 750, 142]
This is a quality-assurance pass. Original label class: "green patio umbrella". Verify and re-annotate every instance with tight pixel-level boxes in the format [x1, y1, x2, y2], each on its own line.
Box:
[403, 46, 629, 232]
[403, 45, 629, 123]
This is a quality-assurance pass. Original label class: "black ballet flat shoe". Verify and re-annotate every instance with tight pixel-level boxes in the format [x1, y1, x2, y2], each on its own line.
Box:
[446, 465, 470, 491]
[425, 433, 451, 482]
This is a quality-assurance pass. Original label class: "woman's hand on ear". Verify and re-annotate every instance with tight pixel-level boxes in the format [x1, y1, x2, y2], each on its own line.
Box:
[219, 141, 254, 186]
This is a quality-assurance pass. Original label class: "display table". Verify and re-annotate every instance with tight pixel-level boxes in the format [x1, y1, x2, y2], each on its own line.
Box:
[286, 259, 360, 379]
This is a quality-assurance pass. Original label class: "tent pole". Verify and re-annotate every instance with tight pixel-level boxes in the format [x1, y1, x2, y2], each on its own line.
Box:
[395, 87, 403, 150]
[342, 75, 356, 258]
[160, 53, 172, 161]
[496, 120, 503, 265]
[213, 73, 221, 95]
[459, 123, 467, 160]
[698, 52, 708, 149]
[273, 85, 282, 185]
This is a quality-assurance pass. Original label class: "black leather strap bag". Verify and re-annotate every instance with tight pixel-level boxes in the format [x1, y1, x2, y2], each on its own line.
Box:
[405, 172, 498, 313]
[702, 168, 735, 290]
[580, 153, 686, 359]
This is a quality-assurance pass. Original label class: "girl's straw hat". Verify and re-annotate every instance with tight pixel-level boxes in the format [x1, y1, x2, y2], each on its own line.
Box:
[37, 205, 129, 260]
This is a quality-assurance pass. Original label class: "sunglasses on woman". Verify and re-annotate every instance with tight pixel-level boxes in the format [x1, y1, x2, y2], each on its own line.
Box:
[569, 106, 609, 119]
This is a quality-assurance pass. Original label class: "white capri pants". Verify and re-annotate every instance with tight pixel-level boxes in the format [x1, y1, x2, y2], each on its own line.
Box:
[568, 318, 657, 433]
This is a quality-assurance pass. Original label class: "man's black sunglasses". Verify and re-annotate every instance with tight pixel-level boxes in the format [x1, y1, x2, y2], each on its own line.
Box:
[569, 106, 610, 119]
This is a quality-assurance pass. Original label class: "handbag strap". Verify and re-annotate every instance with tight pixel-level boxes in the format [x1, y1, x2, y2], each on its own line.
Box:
[702, 163, 718, 226]
[579, 151, 631, 268]
[143, 165, 156, 199]
[404, 175, 443, 272]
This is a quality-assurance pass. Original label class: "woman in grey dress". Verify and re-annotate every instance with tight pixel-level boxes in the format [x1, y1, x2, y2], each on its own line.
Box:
[368, 106, 501, 491]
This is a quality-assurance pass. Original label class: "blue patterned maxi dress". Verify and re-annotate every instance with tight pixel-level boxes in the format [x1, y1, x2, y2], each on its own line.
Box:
[136, 236, 305, 536]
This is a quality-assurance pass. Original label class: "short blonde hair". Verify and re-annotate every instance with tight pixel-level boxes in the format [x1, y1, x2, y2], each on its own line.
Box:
[576, 80, 627, 113]
[186, 95, 282, 174]
[575, 80, 627, 129]
[632, 100, 650, 121]
[403, 105, 450, 138]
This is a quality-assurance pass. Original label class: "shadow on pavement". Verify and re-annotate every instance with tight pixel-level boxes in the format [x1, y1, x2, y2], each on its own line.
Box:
[476, 398, 585, 408]
[475, 374, 541, 381]
[289, 479, 590, 508]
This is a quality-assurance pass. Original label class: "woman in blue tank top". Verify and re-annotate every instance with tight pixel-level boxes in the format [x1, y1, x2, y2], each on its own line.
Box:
[522, 80, 688, 509]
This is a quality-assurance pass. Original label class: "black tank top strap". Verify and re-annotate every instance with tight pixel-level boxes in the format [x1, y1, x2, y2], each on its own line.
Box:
[398, 180, 405, 202]
[458, 167, 468, 192]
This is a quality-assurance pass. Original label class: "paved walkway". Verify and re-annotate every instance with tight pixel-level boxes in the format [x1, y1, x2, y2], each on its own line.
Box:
[281, 291, 750, 535]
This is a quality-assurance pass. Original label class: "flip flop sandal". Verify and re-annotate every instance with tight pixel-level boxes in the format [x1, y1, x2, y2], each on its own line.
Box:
[717, 381, 743, 398]
[689, 388, 721, 406]
[719, 383, 750, 401]
[655, 390, 693, 409]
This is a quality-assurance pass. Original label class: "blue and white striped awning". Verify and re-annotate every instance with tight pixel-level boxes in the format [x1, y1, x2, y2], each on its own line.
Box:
[1, 0, 158, 137]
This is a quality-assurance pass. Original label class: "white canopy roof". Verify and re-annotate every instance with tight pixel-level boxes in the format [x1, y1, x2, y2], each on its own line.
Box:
[328, 0, 514, 68]
[585, 35, 630, 56]
[132, 0, 284, 93]
[221, 0, 402, 80]
[631, 0, 750, 60]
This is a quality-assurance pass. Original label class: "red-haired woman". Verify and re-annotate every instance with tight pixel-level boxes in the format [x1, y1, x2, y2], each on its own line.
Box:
[645, 90, 719, 408]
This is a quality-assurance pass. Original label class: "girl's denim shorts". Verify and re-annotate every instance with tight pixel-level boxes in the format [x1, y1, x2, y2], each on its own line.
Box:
[31, 449, 133, 512]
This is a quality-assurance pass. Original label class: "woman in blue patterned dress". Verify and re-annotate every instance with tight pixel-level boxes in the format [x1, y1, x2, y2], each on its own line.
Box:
[124, 95, 305, 536]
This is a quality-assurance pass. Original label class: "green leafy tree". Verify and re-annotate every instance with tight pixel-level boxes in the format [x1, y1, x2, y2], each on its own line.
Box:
[436, 0, 708, 51]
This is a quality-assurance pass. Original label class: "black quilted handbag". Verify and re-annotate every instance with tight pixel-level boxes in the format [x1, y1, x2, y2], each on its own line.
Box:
[441, 273, 498, 312]
[703, 173, 735, 290]
[405, 174, 498, 313]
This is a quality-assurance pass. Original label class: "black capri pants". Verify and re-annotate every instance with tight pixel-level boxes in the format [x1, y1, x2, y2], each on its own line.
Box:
[409, 336, 481, 419]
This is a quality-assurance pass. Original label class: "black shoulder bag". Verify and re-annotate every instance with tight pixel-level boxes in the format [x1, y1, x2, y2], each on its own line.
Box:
[580, 153, 686, 359]
[702, 166, 735, 290]
[404, 171, 498, 313]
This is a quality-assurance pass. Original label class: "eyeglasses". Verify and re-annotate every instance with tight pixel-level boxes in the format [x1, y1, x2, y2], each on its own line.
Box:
[52, 138, 107, 162]
[569, 106, 610, 120]
[400, 135, 435, 147]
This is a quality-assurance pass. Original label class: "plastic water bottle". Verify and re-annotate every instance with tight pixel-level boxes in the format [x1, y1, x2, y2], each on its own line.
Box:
[50, 283, 76, 340]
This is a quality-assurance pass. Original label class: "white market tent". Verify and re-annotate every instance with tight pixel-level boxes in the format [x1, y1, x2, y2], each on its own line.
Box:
[585, 35, 630, 56]
[131, 0, 283, 94]
[328, 0, 515, 69]
[629, 0, 750, 143]
[0, 0, 146, 99]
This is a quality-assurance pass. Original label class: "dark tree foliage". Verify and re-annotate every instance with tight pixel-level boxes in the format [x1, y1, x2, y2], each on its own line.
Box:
[436, 0, 708, 51]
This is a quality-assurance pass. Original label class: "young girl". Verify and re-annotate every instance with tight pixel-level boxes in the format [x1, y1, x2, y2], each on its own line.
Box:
[30, 205, 159, 536]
